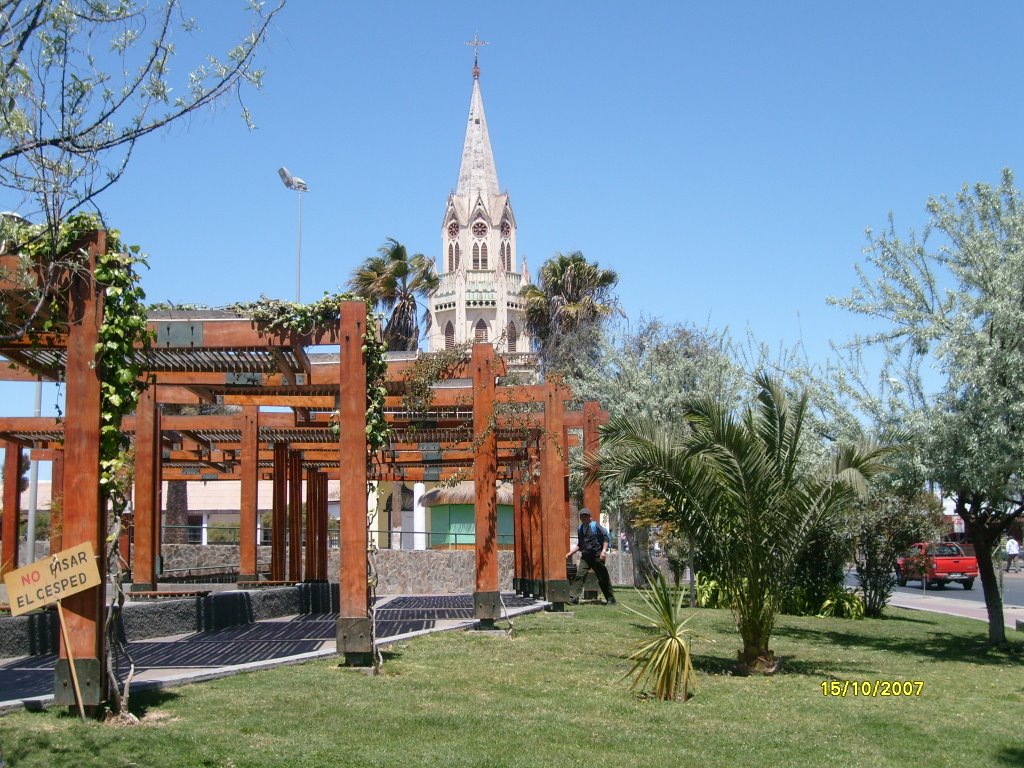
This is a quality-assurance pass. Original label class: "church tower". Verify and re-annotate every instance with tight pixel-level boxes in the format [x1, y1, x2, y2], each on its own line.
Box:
[427, 41, 531, 354]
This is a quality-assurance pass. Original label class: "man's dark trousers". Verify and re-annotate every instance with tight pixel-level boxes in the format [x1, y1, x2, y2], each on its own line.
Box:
[569, 553, 615, 602]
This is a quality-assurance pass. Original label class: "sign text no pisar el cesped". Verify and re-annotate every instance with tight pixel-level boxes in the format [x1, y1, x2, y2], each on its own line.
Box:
[3, 542, 102, 616]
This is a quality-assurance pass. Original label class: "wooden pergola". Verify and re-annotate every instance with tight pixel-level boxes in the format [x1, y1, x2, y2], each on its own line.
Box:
[0, 235, 606, 705]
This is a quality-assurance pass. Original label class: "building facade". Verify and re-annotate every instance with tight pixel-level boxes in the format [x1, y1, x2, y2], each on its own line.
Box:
[426, 57, 532, 353]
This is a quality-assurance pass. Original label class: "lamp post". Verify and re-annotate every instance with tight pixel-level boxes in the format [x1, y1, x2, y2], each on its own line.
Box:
[278, 167, 308, 302]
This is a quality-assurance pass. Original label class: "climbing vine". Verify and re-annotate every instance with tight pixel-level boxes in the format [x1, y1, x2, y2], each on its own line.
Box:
[4, 213, 152, 509]
[226, 292, 390, 454]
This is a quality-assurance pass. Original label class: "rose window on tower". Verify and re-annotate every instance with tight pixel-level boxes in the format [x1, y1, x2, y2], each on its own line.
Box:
[447, 221, 460, 238]
[472, 221, 488, 238]
[500, 221, 511, 238]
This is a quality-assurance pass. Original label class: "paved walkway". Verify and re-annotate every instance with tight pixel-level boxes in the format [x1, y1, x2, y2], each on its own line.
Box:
[0, 594, 545, 713]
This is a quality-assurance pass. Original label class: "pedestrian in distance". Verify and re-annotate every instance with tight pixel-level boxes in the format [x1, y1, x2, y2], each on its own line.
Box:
[1006, 536, 1020, 573]
[566, 508, 616, 605]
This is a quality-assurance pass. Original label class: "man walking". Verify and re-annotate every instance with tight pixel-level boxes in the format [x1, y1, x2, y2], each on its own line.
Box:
[566, 508, 616, 605]
[1006, 536, 1020, 573]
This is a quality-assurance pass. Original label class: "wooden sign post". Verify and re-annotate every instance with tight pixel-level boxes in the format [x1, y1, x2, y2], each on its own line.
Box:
[3, 542, 102, 719]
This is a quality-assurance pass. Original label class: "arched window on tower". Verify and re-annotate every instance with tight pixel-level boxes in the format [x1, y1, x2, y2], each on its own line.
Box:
[508, 321, 518, 353]
[448, 243, 454, 272]
[481, 243, 488, 270]
[502, 240, 511, 271]
[445, 321, 455, 350]
[454, 244, 461, 270]
[475, 319, 488, 343]
[472, 243, 480, 270]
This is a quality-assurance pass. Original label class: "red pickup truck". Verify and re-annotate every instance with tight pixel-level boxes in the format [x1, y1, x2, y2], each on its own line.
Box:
[896, 542, 978, 590]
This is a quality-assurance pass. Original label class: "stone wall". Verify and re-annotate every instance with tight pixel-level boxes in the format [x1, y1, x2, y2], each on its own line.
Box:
[142, 544, 645, 592]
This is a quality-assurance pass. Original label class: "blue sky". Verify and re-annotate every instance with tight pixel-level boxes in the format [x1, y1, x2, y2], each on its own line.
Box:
[5, 1, 1024, 418]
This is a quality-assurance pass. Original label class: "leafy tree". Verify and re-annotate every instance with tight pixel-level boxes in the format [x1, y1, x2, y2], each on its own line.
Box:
[521, 251, 618, 376]
[569, 319, 741, 589]
[0, 1, 282, 341]
[347, 238, 439, 351]
[830, 169, 1024, 644]
[589, 373, 895, 673]
[851, 485, 944, 616]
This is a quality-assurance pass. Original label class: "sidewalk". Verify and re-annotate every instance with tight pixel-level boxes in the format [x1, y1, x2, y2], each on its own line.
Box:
[0, 593, 546, 714]
[888, 591, 1024, 629]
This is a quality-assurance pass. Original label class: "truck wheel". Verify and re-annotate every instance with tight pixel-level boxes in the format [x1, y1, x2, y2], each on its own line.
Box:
[962, 579, 974, 590]
[895, 568, 906, 587]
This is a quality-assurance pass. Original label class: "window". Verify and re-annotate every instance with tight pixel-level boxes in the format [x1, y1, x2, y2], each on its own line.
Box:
[472, 221, 487, 238]
[475, 319, 488, 342]
[187, 514, 203, 544]
[454, 243, 461, 270]
[508, 322, 518, 353]
[445, 322, 455, 350]
[501, 240, 511, 271]
[480, 243, 488, 270]
[472, 243, 480, 270]
[447, 243, 454, 272]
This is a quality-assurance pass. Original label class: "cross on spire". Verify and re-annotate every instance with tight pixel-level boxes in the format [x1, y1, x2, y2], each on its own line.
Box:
[466, 33, 489, 79]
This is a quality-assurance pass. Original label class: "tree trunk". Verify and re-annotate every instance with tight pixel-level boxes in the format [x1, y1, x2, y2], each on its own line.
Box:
[967, 521, 1006, 645]
[737, 619, 778, 674]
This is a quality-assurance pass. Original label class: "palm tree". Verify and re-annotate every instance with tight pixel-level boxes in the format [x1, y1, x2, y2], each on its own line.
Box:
[348, 239, 439, 351]
[587, 373, 896, 673]
[520, 251, 618, 374]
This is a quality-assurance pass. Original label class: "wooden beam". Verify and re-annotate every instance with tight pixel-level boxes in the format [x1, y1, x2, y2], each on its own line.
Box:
[50, 452, 64, 554]
[238, 406, 259, 581]
[473, 344, 500, 624]
[337, 301, 371, 663]
[1, 441, 23, 575]
[541, 380, 570, 608]
[271, 443, 287, 581]
[288, 450, 302, 581]
[132, 387, 160, 590]
[56, 231, 107, 708]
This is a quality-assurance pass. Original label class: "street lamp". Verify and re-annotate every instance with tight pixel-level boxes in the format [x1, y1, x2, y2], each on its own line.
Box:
[278, 167, 308, 302]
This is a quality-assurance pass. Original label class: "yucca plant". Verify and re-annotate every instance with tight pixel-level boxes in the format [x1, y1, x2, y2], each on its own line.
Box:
[624, 572, 710, 702]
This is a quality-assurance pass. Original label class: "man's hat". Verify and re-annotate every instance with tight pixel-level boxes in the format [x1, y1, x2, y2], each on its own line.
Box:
[578, 508, 592, 517]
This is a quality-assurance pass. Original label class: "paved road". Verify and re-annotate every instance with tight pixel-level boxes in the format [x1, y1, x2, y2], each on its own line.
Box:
[846, 569, 1024, 611]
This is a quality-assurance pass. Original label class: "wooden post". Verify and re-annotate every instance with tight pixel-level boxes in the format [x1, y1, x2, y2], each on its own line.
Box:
[541, 381, 570, 609]
[238, 406, 259, 582]
[132, 386, 159, 590]
[1, 441, 23, 575]
[288, 450, 302, 581]
[526, 445, 543, 597]
[318, 473, 329, 581]
[271, 443, 288, 581]
[512, 476, 523, 595]
[472, 344, 499, 627]
[49, 451, 64, 554]
[304, 467, 318, 582]
[337, 301, 371, 664]
[55, 231, 106, 709]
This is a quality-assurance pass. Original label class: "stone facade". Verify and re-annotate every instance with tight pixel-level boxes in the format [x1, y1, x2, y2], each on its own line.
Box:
[131, 544, 644, 593]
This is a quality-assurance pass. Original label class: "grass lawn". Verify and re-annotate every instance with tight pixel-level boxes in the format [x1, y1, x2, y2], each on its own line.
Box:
[1, 590, 1021, 768]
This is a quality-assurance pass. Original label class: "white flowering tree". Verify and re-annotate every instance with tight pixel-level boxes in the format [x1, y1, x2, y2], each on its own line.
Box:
[830, 169, 1024, 645]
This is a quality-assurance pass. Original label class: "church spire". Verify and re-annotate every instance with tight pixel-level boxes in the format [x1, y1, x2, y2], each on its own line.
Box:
[457, 35, 499, 200]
